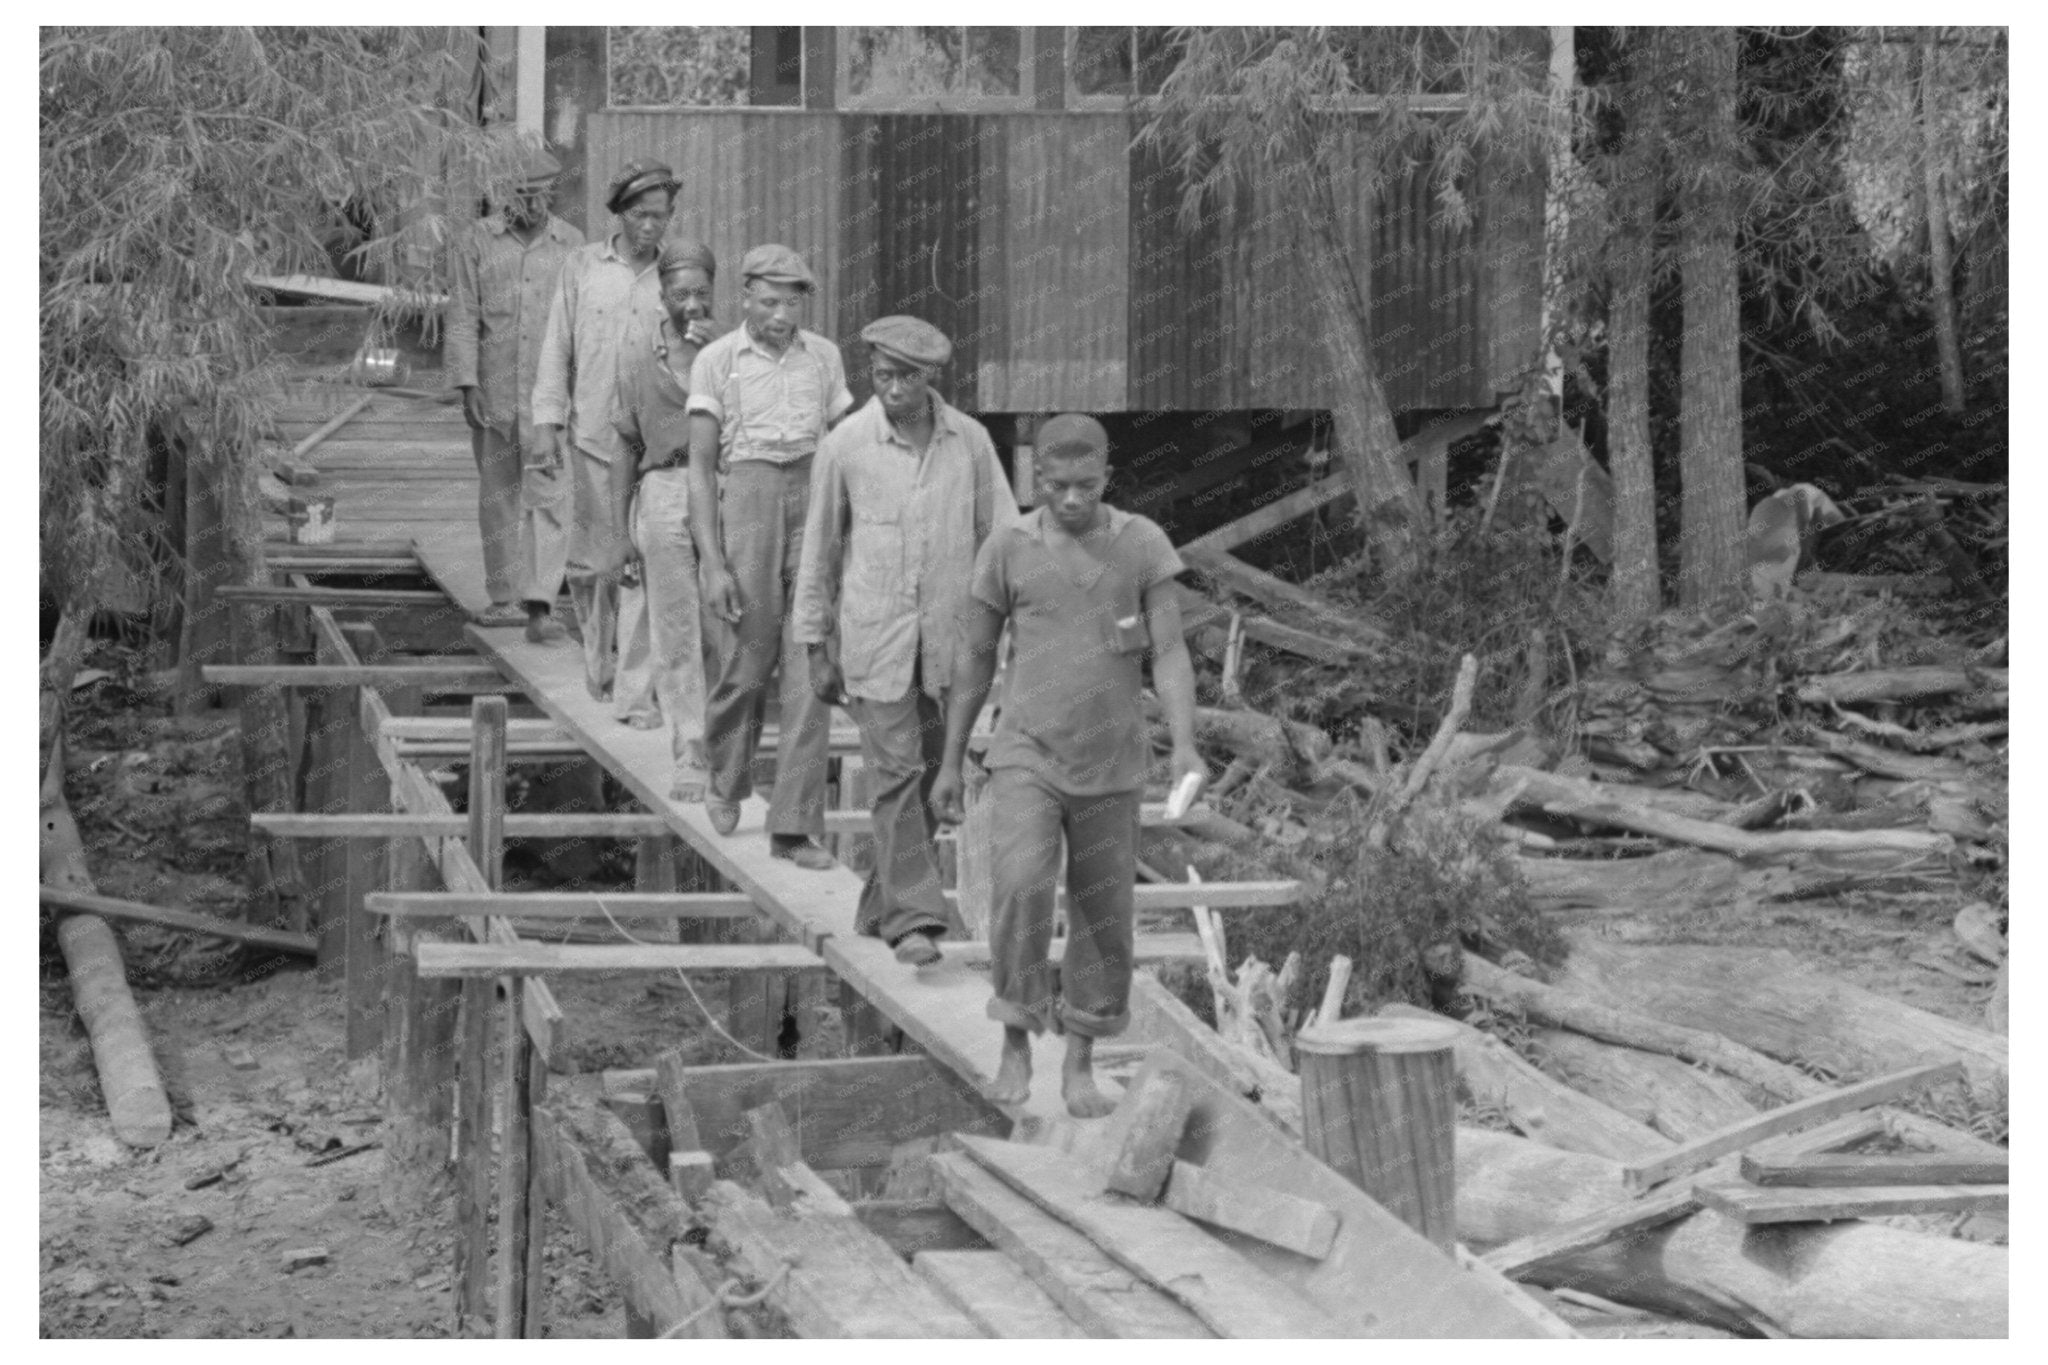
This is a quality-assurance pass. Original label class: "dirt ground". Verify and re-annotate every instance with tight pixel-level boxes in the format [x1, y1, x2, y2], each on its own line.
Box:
[38, 642, 2000, 1339]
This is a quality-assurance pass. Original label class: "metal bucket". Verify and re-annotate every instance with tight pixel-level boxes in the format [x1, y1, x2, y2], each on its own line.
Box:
[286, 493, 337, 545]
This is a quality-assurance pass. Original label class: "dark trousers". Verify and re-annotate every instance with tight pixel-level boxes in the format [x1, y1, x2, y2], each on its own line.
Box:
[985, 769, 1139, 1039]
[702, 458, 829, 839]
[847, 678, 951, 945]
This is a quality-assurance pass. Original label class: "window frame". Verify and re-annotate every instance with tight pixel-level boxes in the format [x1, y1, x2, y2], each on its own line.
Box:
[602, 26, 802, 111]
[835, 26, 1038, 112]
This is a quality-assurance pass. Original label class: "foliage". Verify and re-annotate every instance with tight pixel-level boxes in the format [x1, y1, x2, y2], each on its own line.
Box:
[1188, 790, 1561, 1024]
[40, 27, 503, 616]
[608, 27, 750, 107]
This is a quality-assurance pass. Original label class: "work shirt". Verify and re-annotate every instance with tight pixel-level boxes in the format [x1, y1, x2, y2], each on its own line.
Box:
[530, 233, 665, 464]
[970, 504, 1184, 795]
[793, 395, 1018, 703]
[443, 212, 585, 447]
[685, 326, 854, 467]
[613, 315, 718, 474]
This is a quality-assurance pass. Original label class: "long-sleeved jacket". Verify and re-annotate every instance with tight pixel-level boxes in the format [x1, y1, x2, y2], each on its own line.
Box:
[792, 394, 1018, 702]
[443, 213, 585, 446]
[529, 234, 664, 463]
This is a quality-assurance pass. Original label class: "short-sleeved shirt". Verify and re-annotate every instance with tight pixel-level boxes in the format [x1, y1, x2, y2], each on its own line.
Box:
[685, 326, 854, 466]
[792, 395, 1018, 703]
[969, 504, 1185, 795]
[612, 315, 717, 474]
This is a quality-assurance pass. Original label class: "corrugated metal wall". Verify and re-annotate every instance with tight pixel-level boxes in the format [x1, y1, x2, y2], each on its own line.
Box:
[582, 109, 1535, 415]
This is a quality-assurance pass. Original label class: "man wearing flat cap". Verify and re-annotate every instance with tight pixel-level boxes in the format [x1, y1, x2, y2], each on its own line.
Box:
[446, 135, 584, 641]
[685, 244, 854, 866]
[531, 159, 680, 699]
[595, 239, 720, 800]
[793, 316, 1017, 966]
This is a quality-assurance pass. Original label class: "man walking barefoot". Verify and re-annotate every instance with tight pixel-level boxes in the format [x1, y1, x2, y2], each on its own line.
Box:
[932, 415, 1203, 1117]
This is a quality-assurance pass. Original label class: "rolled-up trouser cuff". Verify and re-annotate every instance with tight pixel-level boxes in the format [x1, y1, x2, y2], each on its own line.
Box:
[1058, 1001, 1130, 1040]
[986, 994, 1055, 1035]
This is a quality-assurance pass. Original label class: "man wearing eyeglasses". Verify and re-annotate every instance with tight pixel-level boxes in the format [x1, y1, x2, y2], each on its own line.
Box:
[686, 245, 853, 868]
[530, 160, 677, 701]
[792, 316, 1017, 965]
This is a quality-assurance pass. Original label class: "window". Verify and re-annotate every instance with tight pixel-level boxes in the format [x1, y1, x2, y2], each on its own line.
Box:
[839, 27, 1031, 109]
[606, 27, 802, 107]
[1068, 27, 1181, 104]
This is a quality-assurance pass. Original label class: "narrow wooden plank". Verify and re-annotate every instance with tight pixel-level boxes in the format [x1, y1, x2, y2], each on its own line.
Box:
[308, 628, 351, 977]
[1479, 1183, 1702, 1278]
[260, 812, 675, 838]
[915, 1249, 1088, 1339]
[930, 1151, 1214, 1339]
[453, 976, 492, 1331]
[703, 1180, 987, 1338]
[954, 1135, 1346, 1338]
[948, 934, 1205, 966]
[1161, 1160, 1340, 1261]
[1738, 1153, 2009, 1187]
[217, 584, 448, 605]
[820, 802, 1221, 837]
[39, 887, 316, 956]
[415, 941, 822, 978]
[368, 891, 757, 919]
[941, 880, 1302, 912]
[666, 1055, 1006, 1175]
[851, 1199, 989, 1257]
[1622, 1061, 1967, 1192]
[203, 663, 515, 690]
[1695, 1180, 2008, 1224]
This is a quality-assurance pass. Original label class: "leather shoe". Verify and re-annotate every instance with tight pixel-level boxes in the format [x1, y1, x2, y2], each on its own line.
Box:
[706, 800, 740, 836]
[771, 839, 835, 872]
[892, 932, 942, 967]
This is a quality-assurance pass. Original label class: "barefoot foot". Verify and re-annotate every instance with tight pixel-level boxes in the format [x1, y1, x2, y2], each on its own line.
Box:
[989, 1028, 1033, 1106]
[1061, 1034, 1115, 1119]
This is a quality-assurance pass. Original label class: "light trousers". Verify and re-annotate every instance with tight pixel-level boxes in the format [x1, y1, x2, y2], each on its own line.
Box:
[614, 467, 705, 764]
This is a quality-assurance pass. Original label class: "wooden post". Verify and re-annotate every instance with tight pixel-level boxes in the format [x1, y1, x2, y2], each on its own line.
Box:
[340, 623, 389, 1060]
[380, 831, 460, 1220]
[494, 978, 533, 1337]
[1294, 1016, 1461, 1254]
[635, 835, 678, 942]
[454, 695, 507, 1333]
[308, 629, 351, 974]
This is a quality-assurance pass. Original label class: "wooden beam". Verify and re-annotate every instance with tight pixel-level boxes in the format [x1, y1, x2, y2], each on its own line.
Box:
[266, 555, 421, 574]
[914, 1249, 1087, 1338]
[654, 1055, 1006, 1174]
[948, 933, 1205, 965]
[380, 715, 571, 742]
[1621, 1061, 1967, 1193]
[1695, 1180, 2008, 1225]
[953, 1136, 1343, 1337]
[1181, 544, 1386, 641]
[203, 663, 515, 690]
[1105, 1070, 1194, 1201]
[415, 941, 821, 978]
[703, 1180, 986, 1337]
[745, 1104, 855, 1216]
[1738, 1153, 2008, 1187]
[1161, 1160, 1340, 1260]
[819, 802, 1220, 837]
[943, 880, 1301, 912]
[339, 620, 390, 1058]
[1479, 1183, 1702, 1279]
[367, 891, 758, 920]
[40, 886, 317, 956]
[257, 812, 675, 839]
[929, 1151, 1215, 1338]
[216, 584, 449, 606]
[529, 1094, 727, 1338]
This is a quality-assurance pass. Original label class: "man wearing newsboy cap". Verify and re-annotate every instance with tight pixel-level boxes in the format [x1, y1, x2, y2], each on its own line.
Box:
[792, 316, 1016, 965]
[685, 245, 854, 867]
[530, 159, 680, 700]
[447, 135, 584, 642]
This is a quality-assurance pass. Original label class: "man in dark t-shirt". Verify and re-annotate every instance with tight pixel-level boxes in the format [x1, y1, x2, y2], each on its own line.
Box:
[932, 414, 1204, 1118]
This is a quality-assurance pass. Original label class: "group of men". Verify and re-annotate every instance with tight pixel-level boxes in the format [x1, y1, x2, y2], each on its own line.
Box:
[444, 139, 1201, 1116]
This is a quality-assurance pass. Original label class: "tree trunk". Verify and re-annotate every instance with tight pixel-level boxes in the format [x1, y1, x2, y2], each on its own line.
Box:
[1457, 1127, 2008, 1337]
[1919, 33, 1967, 415]
[1294, 174, 1425, 581]
[1674, 27, 1747, 610]
[1605, 35, 1662, 621]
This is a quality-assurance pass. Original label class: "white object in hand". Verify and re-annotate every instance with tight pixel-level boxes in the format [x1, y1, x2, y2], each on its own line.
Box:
[1164, 771, 1203, 820]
